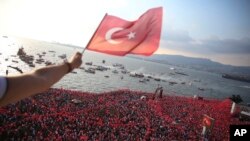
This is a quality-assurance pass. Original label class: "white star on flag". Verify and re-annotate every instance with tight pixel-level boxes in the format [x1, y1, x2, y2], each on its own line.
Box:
[127, 32, 136, 40]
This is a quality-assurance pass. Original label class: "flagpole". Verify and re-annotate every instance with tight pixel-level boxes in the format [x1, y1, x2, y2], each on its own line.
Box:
[81, 13, 108, 54]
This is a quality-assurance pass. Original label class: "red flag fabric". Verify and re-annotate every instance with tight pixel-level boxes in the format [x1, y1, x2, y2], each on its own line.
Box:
[86, 7, 163, 56]
[202, 114, 214, 129]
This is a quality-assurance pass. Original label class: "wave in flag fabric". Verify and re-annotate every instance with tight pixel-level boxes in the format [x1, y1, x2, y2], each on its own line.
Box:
[86, 7, 163, 56]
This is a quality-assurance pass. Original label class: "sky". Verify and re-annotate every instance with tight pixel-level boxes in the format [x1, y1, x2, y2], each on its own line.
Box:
[0, 0, 249, 66]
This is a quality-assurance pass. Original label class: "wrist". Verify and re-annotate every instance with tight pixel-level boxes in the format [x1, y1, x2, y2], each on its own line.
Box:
[64, 61, 73, 73]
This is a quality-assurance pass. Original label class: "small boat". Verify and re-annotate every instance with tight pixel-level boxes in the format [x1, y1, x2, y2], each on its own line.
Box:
[8, 65, 23, 73]
[161, 79, 167, 82]
[139, 78, 149, 83]
[79, 67, 85, 70]
[175, 72, 188, 76]
[96, 66, 108, 71]
[29, 64, 35, 67]
[169, 81, 177, 85]
[36, 58, 45, 62]
[130, 73, 144, 78]
[112, 70, 119, 74]
[70, 71, 77, 74]
[198, 88, 205, 91]
[113, 63, 125, 69]
[139, 79, 146, 83]
[104, 75, 109, 78]
[58, 54, 67, 59]
[113, 63, 123, 67]
[45, 61, 52, 66]
[12, 60, 18, 63]
[154, 78, 161, 81]
[121, 70, 128, 74]
[147, 76, 153, 79]
[85, 62, 93, 66]
[85, 68, 95, 74]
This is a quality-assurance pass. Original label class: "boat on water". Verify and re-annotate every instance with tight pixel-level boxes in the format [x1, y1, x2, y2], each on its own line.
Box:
[170, 67, 176, 70]
[181, 82, 186, 85]
[85, 62, 93, 66]
[154, 78, 161, 81]
[147, 75, 153, 79]
[79, 67, 85, 70]
[95, 66, 108, 71]
[112, 70, 119, 74]
[130, 73, 144, 78]
[85, 68, 95, 74]
[113, 63, 123, 67]
[175, 72, 188, 76]
[58, 54, 67, 59]
[222, 74, 250, 83]
[45, 61, 52, 66]
[113, 63, 125, 69]
[161, 79, 167, 82]
[139, 79, 146, 83]
[121, 69, 129, 74]
[12, 60, 18, 63]
[8, 65, 23, 73]
[198, 88, 205, 91]
[29, 64, 35, 67]
[169, 81, 177, 85]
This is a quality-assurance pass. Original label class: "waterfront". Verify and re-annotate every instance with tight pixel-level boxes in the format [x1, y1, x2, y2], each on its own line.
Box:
[1, 36, 250, 102]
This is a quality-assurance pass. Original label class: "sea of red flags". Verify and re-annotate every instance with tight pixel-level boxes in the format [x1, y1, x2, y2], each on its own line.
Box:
[0, 88, 248, 140]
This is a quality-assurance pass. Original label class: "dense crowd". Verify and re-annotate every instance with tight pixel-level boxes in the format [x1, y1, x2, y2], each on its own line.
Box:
[0, 88, 249, 140]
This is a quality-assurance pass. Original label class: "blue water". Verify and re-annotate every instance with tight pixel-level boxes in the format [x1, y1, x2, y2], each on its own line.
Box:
[1, 36, 250, 103]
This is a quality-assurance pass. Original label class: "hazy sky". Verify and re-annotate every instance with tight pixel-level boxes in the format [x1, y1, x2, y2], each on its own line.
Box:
[0, 0, 249, 66]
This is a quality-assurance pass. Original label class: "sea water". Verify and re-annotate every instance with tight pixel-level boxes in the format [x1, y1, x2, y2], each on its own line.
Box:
[1, 36, 250, 103]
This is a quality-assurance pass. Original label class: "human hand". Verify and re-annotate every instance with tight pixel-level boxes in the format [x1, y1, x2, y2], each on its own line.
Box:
[68, 52, 82, 69]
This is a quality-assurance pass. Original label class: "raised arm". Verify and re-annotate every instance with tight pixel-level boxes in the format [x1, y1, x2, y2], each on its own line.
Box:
[0, 52, 82, 106]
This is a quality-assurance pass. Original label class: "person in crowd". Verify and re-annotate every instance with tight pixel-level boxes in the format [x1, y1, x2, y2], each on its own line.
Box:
[159, 87, 163, 98]
[153, 84, 163, 100]
[6, 68, 8, 76]
[0, 52, 82, 107]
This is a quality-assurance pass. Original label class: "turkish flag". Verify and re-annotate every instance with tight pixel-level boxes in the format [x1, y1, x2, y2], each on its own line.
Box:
[202, 115, 214, 129]
[86, 7, 163, 56]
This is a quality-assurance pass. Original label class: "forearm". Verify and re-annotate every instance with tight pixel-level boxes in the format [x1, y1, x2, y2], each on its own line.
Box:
[0, 63, 69, 106]
[34, 63, 69, 87]
[0, 52, 82, 107]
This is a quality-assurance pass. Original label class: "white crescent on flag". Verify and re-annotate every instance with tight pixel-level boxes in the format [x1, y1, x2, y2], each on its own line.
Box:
[105, 27, 123, 44]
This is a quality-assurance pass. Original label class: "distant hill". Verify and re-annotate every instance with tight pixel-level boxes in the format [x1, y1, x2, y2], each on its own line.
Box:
[129, 54, 250, 76]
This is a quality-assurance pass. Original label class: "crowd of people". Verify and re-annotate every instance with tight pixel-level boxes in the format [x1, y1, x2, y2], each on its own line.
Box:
[0, 88, 249, 140]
